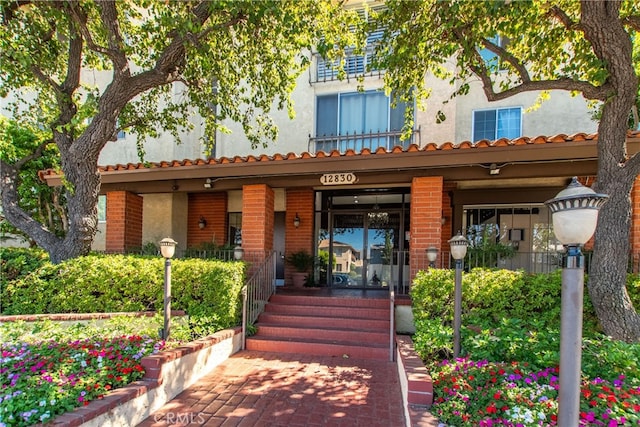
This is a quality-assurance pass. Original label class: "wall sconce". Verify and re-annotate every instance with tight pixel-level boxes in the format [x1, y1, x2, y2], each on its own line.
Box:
[198, 216, 207, 229]
[204, 178, 213, 189]
[489, 163, 501, 175]
[441, 217, 447, 225]
[293, 213, 301, 228]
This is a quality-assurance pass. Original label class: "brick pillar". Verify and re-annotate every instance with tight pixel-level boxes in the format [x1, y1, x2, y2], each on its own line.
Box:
[410, 177, 444, 279]
[285, 188, 315, 286]
[241, 184, 275, 255]
[187, 193, 228, 247]
[105, 191, 143, 253]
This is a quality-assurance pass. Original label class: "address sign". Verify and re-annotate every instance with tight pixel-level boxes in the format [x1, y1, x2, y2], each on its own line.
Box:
[320, 172, 357, 186]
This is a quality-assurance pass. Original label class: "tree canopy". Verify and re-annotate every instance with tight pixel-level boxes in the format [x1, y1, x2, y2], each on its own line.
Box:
[373, 0, 640, 341]
[0, 0, 357, 263]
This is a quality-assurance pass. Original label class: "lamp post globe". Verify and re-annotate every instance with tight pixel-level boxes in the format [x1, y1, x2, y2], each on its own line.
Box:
[545, 177, 608, 246]
[544, 177, 608, 427]
[160, 237, 177, 259]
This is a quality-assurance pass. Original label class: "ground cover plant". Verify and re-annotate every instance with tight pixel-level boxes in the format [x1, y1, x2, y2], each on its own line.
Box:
[0, 316, 165, 427]
[412, 268, 640, 426]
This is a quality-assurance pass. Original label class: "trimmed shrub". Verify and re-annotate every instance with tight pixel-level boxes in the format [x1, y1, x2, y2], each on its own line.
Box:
[410, 267, 640, 380]
[1, 253, 246, 333]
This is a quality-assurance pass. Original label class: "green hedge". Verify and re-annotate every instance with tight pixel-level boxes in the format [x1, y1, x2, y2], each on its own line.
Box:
[410, 267, 640, 379]
[1, 251, 246, 334]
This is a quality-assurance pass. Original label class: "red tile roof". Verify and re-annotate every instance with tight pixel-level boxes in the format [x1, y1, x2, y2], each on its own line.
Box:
[37, 131, 640, 182]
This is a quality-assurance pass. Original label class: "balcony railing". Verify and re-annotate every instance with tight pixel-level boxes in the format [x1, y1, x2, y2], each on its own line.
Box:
[308, 128, 420, 154]
[312, 47, 384, 84]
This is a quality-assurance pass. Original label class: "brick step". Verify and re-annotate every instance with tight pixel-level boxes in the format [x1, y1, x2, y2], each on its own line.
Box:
[269, 294, 389, 309]
[256, 324, 389, 344]
[264, 303, 389, 320]
[245, 335, 390, 360]
[256, 313, 389, 331]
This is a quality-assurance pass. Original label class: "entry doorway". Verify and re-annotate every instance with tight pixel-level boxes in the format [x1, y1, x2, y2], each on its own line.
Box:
[317, 190, 409, 290]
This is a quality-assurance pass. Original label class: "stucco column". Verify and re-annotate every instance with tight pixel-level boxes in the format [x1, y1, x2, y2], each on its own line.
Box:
[105, 191, 143, 253]
[410, 177, 444, 280]
[241, 184, 275, 257]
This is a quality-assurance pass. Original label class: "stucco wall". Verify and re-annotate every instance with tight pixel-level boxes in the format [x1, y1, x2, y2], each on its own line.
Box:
[142, 193, 188, 253]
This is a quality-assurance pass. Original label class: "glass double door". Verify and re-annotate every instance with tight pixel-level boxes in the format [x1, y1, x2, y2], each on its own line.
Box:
[329, 210, 401, 288]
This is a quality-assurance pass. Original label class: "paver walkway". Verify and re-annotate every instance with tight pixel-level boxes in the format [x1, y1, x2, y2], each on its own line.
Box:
[137, 350, 407, 427]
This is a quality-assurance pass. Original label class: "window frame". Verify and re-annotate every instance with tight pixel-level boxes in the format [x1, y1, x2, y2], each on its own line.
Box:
[471, 106, 523, 142]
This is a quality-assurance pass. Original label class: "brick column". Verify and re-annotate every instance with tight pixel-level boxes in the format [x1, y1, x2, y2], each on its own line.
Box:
[410, 177, 444, 279]
[285, 188, 315, 285]
[105, 191, 143, 253]
[187, 193, 228, 247]
[241, 184, 275, 255]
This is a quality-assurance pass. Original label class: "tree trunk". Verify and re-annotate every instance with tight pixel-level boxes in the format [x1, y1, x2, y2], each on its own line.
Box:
[581, 1, 640, 342]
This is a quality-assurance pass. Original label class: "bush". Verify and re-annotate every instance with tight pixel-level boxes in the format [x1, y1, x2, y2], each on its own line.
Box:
[411, 267, 640, 380]
[1, 253, 246, 334]
[0, 247, 49, 312]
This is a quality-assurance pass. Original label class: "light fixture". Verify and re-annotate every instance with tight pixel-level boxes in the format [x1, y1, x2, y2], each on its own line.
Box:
[234, 246, 244, 260]
[426, 246, 438, 268]
[294, 213, 301, 228]
[159, 237, 178, 340]
[489, 163, 500, 175]
[198, 216, 207, 229]
[204, 178, 213, 189]
[448, 231, 469, 358]
[544, 177, 608, 427]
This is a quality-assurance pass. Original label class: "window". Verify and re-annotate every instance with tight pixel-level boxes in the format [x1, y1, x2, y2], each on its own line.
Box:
[228, 213, 242, 245]
[315, 91, 410, 152]
[97, 195, 106, 222]
[472, 107, 522, 142]
[117, 130, 126, 139]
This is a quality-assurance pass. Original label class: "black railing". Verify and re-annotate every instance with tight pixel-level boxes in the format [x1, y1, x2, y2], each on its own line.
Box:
[308, 128, 420, 154]
[242, 251, 277, 350]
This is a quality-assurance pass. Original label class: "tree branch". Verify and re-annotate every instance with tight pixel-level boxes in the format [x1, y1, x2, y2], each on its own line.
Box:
[65, 1, 110, 56]
[96, 0, 129, 77]
[12, 141, 51, 170]
[477, 76, 610, 102]
[548, 5, 581, 31]
[479, 36, 531, 84]
[623, 15, 640, 32]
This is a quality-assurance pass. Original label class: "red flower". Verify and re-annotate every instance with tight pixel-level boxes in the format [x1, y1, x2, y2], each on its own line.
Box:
[486, 403, 497, 414]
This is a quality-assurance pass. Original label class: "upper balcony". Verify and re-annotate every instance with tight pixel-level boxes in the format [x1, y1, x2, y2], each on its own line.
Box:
[311, 46, 384, 84]
[308, 127, 420, 154]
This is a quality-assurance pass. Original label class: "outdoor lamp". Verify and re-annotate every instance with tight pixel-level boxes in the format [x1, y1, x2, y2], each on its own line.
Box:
[234, 246, 244, 260]
[426, 246, 438, 268]
[448, 232, 469, 358]
[159, 237, 177, 340]
[294, 213, 301, 228]
[198, 216, 207, 229]
[160, 237, 177, 259]
[544, 177, 608, 427]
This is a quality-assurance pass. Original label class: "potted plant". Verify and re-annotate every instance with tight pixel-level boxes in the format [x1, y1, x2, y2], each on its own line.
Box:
[285, 250, 315, 287]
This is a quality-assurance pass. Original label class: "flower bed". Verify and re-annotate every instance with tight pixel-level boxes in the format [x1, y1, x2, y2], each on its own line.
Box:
[433, 358, 640, 427]
[1, 335, 164, 426]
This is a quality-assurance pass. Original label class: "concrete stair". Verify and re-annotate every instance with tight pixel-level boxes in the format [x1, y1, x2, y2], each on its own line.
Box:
[245, 293, 392, 360]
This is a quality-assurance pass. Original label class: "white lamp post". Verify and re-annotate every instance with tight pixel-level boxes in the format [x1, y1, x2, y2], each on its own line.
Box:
[544, 177, 608, 426]
[159, 237, 177, 340]
[426, 247, 439, 268]
[448, 232, 469, 358]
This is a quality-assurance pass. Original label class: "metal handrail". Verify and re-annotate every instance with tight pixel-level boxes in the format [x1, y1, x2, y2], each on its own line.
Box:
[241, 251, 277, 350]
[389, 286, 395, 362]
[308, 128, 420, 154]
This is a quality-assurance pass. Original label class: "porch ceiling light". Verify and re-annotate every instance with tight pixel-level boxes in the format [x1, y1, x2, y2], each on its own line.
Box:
[204, 178, 213, 189]
[159, 237, 177, 259]
[448, 232, 469, 260]
[544, 177, 608, 246]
